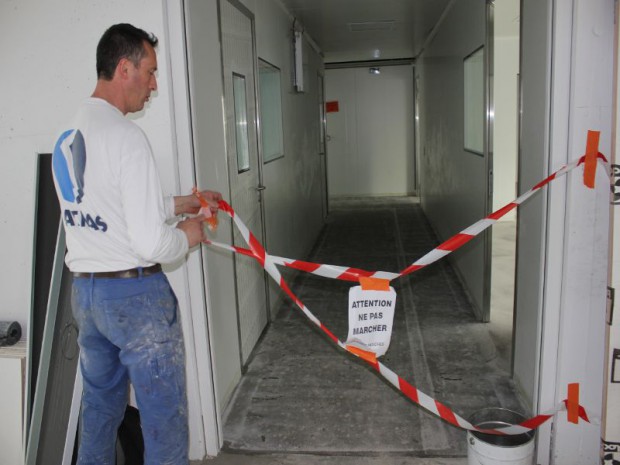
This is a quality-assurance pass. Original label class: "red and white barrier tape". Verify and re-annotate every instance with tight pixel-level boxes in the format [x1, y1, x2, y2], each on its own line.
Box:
[207, 152, 608, 283]
[198, 153, 607, 435]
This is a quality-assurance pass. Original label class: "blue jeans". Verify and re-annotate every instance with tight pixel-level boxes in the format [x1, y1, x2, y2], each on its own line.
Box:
[72, 271, 188, 465]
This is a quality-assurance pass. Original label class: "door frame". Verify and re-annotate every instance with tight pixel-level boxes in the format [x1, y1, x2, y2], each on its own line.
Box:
[165, 0, 222, 458]
[536, 0, 612, 462]
[515, 1, 613, 463]
[317, 71, 329, 219]
[481, 0, 495, 323]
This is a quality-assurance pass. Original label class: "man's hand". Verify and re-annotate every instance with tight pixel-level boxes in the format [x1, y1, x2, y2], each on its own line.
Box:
[174, 190, 223, 216]
[177, 216, 206, 248]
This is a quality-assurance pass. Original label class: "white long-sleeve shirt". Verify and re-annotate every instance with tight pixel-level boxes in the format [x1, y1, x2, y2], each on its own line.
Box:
[52, 98, 188, 272]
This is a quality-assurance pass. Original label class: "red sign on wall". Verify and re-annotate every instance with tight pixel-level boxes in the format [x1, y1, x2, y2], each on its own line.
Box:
[326, 101, 339, 113]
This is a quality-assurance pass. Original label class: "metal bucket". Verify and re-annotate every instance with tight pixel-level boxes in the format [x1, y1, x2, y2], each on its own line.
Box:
[467, 408, 535, 465]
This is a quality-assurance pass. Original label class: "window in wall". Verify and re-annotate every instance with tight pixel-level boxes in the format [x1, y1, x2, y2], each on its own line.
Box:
[233, 73, 250, 172]
[258, 60, 284, 163]
[464, 46, 484, 155]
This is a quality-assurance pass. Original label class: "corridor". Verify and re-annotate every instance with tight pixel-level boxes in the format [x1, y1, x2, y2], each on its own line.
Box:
[213, 197, 525, 463]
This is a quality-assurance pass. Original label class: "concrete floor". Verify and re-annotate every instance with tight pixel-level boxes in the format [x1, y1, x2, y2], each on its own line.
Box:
[197, 452, 468, 464]
[489, 219, 517, 372]
[201, 197, 522, 465]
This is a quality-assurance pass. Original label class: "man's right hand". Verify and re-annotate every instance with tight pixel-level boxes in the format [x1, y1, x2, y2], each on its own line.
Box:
[177, 216, 205, 248]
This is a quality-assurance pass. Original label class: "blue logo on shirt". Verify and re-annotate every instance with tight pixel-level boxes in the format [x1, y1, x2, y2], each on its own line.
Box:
[53, 129, 86, 203]
[53, 129, 108, 232]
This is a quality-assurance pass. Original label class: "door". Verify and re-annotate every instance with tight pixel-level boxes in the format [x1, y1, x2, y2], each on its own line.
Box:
[220, 0, 268, 365]
[325, 65, 415, 198]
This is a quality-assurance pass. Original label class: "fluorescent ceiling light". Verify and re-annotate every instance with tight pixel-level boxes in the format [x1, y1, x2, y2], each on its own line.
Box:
[348, 20, 396, 32]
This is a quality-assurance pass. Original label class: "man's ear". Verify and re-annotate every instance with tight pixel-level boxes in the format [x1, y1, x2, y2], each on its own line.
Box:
[116, 57, 131, 80]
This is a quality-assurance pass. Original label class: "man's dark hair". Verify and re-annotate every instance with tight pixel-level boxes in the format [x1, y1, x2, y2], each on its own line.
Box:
[96, 23, 158, 80]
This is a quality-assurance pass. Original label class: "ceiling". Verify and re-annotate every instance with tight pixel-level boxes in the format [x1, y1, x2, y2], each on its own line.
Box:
[277, 0, 520, 64]
[278, 0, 453, 63]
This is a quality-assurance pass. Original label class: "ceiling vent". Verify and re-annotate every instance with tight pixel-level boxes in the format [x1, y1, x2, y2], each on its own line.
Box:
[348, 20, 396, 32]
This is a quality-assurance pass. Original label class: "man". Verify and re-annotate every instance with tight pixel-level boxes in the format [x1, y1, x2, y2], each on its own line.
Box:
[52, 23, 221, 465]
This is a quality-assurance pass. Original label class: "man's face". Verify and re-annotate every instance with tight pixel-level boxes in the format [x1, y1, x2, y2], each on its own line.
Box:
[126, 42, 158, 113]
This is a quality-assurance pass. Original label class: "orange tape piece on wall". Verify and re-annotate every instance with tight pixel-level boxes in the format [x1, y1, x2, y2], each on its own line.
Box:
[359, 276, 391, 291]
[567, 383, 580, 424]
[583, 130, 600, 189]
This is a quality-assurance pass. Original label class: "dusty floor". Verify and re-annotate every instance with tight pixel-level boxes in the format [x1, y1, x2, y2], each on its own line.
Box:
[196, 452, 468, 464]
[203, 197, 523, 465]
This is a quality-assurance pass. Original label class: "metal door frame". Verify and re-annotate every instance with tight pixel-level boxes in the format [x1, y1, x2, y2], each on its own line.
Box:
[317, 71, 329, 218]
[481, 0, 495, 323]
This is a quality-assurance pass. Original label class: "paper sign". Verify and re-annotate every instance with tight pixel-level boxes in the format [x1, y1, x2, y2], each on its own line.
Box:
[346, 285, 397, 357]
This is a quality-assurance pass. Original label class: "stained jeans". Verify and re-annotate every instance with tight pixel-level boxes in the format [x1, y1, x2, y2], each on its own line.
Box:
[72, 271, 188, 465]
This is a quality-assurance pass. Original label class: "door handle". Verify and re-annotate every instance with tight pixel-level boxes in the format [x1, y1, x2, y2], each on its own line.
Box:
[255, 185, 266, 191]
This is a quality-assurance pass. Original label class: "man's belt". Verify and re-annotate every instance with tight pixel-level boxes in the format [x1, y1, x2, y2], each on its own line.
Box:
[73, 264, 162, 279]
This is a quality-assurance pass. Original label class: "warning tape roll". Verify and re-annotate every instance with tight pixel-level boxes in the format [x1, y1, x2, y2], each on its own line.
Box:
[200, 153, 606, 434]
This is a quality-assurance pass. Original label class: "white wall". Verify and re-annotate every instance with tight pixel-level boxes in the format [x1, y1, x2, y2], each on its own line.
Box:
[0, 0, 216, 458]
[325, 65, 415, 198]
[493, 36, 519, 212]
[416, 0, 487, 315]
[253, 0, 325, 278]
[0, 0, 186, 336]
[0, 353, 26, 465]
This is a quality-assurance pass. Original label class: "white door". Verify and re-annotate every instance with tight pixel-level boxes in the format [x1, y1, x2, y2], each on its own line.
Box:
[325, 65, 415, 198]
[220, 0, 268, 365]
